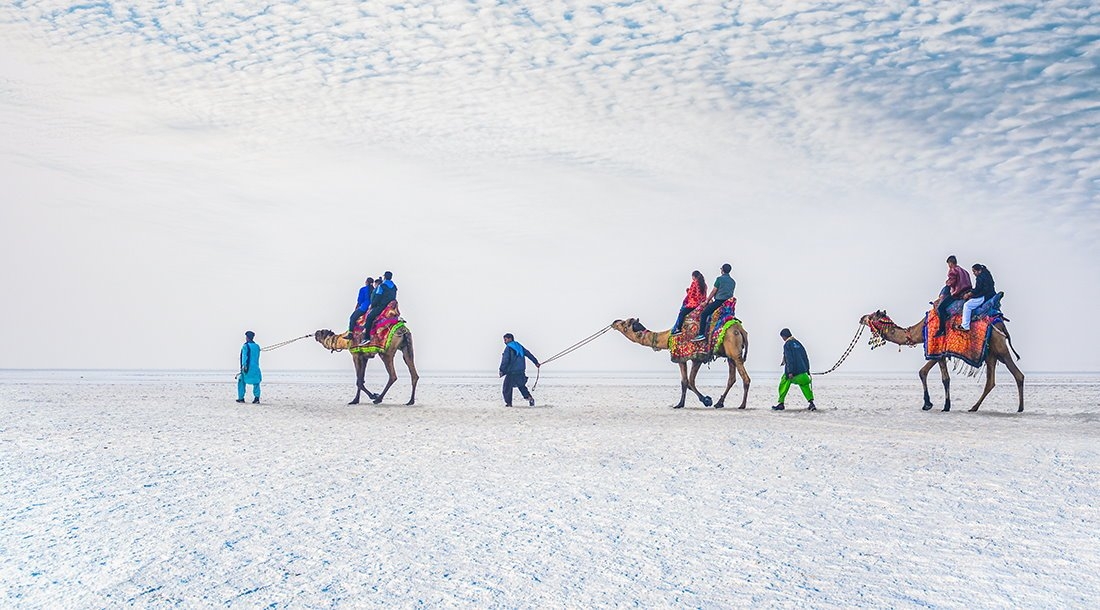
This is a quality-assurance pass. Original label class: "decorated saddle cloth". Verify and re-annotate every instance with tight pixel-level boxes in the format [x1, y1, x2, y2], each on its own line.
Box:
[668, 298, 740, 363]
[351, 301, 405, 354]
[924, 293, 1004, 367]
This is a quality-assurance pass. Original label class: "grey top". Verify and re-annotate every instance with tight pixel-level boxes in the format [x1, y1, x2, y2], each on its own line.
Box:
[714, 274, 736, 300]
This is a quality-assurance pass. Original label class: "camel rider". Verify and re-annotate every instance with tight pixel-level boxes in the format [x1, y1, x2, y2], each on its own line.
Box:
[773, 328, 815, 411]
[237, 331, 262, 404]
[361, 271, 398, 343]
[693, 263, 736, 341]
[348, 277, 376, 337]
[934, 255, 972, 337]
[959, 263, 995, 332]
[671, 270, 707, 336]
[499, 333, 540, 407]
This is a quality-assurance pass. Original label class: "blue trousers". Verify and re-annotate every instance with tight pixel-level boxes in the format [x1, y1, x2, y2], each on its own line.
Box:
[502, 373, 531, 406]
[238, 377, 260, 400]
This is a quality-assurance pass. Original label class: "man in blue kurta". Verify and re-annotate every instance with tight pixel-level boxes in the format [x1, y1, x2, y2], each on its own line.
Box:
[237, 331, 262, 404]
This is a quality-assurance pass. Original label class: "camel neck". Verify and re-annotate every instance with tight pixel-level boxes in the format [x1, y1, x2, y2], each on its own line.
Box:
[637, 329, 670, 351]
[880, 320, 925, 346]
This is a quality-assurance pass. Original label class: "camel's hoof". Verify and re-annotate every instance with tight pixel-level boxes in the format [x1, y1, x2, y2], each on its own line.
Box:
[406, 400, 415, 406]
[942, 407, 950, 412]
[367, 393, 379, 401]
[701, 396, 713, 407]
[714, 402, 725, 409]
[1017, 407, 1024, 413]
[968, 407, 979, 412]
[738, 405, 746, 409]
[348, 400, 359, 406]
[922, 404, 933, 411]
[372, 397, 384, 405]
[672, 404, 684, 409]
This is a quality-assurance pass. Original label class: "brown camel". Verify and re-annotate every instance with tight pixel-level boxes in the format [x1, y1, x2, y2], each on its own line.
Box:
[611, 318, 750, 409]
[859, 310, 1023, 412]
[314, 327, 419, 406]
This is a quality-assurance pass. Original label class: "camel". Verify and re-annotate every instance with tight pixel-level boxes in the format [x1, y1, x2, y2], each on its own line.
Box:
[611, 318, 750, 409]
[314, 326, 419, 406]
[859, 310, 1023, 412]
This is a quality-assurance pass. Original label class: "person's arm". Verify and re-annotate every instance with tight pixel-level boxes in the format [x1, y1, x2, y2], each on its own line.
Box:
[499, 349, 510, 377]
[525, 350, 540, 368]
[241, 345, 250, 372]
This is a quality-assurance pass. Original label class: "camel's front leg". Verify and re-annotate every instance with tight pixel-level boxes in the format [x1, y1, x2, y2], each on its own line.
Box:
[938, 359, 952, 411]
[1002, 355, 1025, 412]
[373, 354, 399, 404]
[349, 355, 367, 405]
[715, 359, 738, 409]
[969, 356, 997, 411]
[673, 362, 689, 408]
[918, 360, 937, 410]
[401, 346, 419, 406]
[687, 361, 712, 407]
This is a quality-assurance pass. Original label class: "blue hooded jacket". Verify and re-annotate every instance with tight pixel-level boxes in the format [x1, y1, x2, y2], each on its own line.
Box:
[500, 341, 540, 376]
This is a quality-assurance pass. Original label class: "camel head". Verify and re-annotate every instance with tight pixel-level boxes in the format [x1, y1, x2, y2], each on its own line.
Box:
[859, 310, 893, 329]
[611, 318, 648, 337]
[314, 329, 348, 351]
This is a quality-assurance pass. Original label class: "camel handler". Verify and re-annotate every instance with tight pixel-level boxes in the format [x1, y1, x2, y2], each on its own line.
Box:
[499, 333, 540, 407]
[773, 328, 816, 411]
[237, 331, 262, 404]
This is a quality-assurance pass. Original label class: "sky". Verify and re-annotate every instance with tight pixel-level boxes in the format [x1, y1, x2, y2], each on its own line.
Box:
[1, 1, 1098, 375]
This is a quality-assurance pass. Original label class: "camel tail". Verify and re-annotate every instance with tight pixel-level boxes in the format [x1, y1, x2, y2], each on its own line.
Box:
[1000, 322, 1021, 361]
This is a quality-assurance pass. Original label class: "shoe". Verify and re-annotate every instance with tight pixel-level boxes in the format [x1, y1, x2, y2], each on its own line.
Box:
[671, 330, 682, 336]
[772, 403, 785, 411]
[235, 398, 245, 404]
[252, 397, 260, 404]
[358, 336, 371, 346]
[528, 397, 535, 407]
[504, 403, 513, 408]
[807, 402, 817, 411]
[692, 334, 706, 341]
[955, 324, 970, 332]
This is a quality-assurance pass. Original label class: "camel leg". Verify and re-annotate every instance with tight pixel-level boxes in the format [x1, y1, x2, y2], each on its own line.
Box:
[687, 361, 712, 406]
[969, 356, 997, 412]
[349, 354, 367, 405]
[402, 345, 419, 406]
[734, 358, 751, 409]
[938, 359, 952, 412]
[1001, 354, 1025, 412]
[918, 360, 937, 411]
[673, 362, 689, 408]
[715, 359, 737, 408]
[373, 354, 399, 404]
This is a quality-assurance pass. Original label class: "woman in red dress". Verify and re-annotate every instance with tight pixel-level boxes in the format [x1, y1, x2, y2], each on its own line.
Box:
[671, 270, 707, 336]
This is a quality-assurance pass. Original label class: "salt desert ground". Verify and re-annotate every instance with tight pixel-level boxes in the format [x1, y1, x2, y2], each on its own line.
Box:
[3, 370, 1098, 607]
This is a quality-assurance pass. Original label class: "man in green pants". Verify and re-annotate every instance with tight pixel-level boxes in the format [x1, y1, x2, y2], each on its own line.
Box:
[773, 328, 816, 411]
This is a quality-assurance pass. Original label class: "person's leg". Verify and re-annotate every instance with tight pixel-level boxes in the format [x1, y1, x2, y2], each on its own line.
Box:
[348, 308, 366, 333]
[237, 377, 246, 401]
[671, 306, 692, 334]
[516, 375, 532, 401]
[253, 383, 261, 399]
[696, 302, 720, 339]
[961, 297, 984, 330]
[502, 376, 514, 406]
[777, 375, 793, 404]
[935, 296, 956, 336]
[362, 306, 383, 339]
[794, 373, 814, 402]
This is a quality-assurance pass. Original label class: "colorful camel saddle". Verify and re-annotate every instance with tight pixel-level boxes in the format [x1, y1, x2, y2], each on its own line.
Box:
[668, 298, 740, 363]
[350, 301, 405, 355]
[924, 292, 1004, 367]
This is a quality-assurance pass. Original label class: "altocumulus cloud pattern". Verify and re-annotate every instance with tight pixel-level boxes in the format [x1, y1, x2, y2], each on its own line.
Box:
[2, 1, 1098, 216]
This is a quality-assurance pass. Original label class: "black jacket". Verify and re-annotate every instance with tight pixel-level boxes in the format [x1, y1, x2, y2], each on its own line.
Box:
[972, 270, 996, 299]
[500, 342, 539, 376]
[372, 280, 398, 309]
[783, 339, 810, 377]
